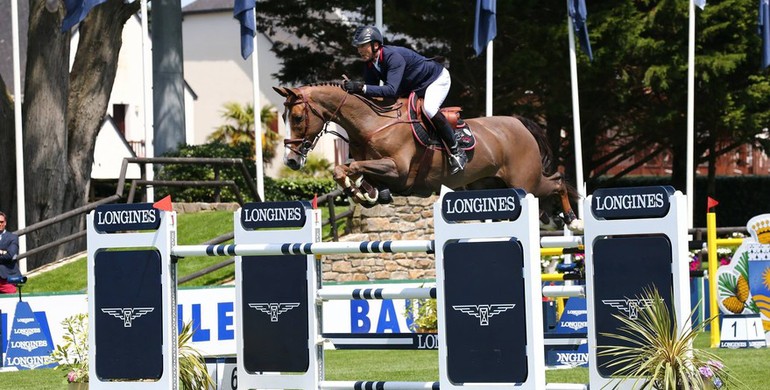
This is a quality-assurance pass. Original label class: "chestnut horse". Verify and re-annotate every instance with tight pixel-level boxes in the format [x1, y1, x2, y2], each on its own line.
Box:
[274, 83, 581, 230]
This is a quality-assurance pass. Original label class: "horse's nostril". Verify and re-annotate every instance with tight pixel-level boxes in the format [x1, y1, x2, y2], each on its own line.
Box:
[286, 159, 300, 171]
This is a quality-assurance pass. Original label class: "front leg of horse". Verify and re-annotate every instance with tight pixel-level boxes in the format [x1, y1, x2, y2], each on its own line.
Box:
[333, 159, 399, 208]
[558, 189, 584, 233]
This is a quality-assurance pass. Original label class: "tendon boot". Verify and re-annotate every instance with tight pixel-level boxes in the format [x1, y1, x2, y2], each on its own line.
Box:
[431, 112, 467, 174]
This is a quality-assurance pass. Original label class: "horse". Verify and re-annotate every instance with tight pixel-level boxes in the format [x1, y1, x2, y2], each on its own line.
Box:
[273, 82, 582, 231]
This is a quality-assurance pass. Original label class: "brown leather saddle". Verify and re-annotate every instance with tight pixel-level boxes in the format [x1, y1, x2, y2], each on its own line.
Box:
[407, 93, 476, 151]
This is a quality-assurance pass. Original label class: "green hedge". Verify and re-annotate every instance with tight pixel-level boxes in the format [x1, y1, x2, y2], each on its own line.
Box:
[157, 142, 339, 203]
[590, 176, 770, 228]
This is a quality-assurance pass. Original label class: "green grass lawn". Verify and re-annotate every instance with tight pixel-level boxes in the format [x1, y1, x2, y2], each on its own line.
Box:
[2, 332, 767, 389]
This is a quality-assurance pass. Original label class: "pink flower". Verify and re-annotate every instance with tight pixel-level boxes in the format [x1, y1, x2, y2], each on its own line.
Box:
[699, 365, 715, 378]
[708, 360, 724, 370]
[67, 371, 78, 383]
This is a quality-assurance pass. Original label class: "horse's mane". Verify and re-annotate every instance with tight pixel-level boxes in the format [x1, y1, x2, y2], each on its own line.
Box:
[306, 81, 344, 88]
[303, 81, 402, 115]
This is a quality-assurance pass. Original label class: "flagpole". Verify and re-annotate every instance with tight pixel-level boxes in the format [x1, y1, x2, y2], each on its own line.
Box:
[686, 0, 696, 229]
[566, 5, 586, 218]
[486, 41, 493, 116]
[141, 0, 154, 202]
[375, 0, 382, 29]
[251, 12, 265, 202]
[11, 0, 27, 272]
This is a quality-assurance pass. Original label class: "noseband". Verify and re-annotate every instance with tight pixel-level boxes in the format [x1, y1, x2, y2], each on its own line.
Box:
[283, 90, 349, 159]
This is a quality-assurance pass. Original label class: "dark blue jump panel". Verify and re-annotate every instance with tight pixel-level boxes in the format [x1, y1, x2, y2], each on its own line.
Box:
[592, 235, 673, 377]
[443, 239, 527, 384]
[241, 255, 309, 373]
[94, 250, 163, 380]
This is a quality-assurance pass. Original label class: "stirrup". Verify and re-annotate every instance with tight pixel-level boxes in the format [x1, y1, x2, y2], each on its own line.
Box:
[448, 150, 467, 175]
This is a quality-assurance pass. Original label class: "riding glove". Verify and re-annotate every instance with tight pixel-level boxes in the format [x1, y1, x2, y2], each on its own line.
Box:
[343, 80, 365, 94]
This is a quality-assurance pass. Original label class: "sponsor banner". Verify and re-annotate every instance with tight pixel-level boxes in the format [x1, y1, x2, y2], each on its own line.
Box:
[440, 188, 524, 222]
[555, 297, 588, 333]
[93, 203, 160, 232]
[3, 301, 56, 370]
[546, 343, 589, 368]
[591, 186, 673, 220]
[240, 201, 309, 229]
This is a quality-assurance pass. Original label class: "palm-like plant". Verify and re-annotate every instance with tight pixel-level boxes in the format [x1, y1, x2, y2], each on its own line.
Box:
[208, 102, 282, 164]
[599, 287, 741, 389]
[178, 321, 215, 390]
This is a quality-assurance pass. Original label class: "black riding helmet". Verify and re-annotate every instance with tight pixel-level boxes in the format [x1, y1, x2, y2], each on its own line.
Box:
[352, 25, 383, 46]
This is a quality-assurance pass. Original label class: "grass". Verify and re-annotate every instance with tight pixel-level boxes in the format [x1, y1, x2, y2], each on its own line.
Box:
[3, 333, 766, 389]
[23, 206, 350, 293]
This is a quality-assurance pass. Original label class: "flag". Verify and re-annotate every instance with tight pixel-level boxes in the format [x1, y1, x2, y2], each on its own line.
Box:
[568, 0, 594, 61]
[473, 0, 497, 56]
[153, 195, 174, 212]
[707, 196, 719, 212]
[61, 0, 108, 32]
[761, 0, 770, 68]
[694, 0, 707, 10]
[312, 194, 318, 209]
[234, 0, 257, 60]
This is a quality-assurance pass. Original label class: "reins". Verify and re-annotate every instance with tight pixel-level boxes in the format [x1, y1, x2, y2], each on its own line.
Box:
[283, 85, 420, 158]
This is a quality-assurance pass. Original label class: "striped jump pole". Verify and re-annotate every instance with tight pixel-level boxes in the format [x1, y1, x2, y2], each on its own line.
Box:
[320, 381, 440, 390]
[172, 240, 434, 257]
[317, 287, 436, 301]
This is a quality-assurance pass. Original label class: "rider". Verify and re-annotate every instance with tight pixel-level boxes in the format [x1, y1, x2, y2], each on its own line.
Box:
[343, 25, 467, 174]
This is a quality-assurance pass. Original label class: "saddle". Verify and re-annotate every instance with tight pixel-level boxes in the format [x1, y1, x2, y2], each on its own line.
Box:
[407, 93, 476, 151]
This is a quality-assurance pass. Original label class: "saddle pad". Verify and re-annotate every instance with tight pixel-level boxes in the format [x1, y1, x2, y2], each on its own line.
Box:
[408, 94, 476, 151]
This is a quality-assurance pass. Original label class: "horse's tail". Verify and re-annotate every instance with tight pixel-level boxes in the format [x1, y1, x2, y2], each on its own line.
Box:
[513, 115, 555, 175]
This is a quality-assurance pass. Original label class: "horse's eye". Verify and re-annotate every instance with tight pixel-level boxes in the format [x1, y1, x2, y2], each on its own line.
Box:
[291, 114, 303, 124]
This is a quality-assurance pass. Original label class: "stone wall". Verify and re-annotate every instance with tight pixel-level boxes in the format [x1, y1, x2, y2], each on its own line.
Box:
[173, 202, 240, 214]
[323, 196, 438, 283]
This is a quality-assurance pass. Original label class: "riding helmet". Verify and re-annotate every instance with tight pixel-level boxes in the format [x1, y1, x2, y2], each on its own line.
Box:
[352, 25, 383, 46]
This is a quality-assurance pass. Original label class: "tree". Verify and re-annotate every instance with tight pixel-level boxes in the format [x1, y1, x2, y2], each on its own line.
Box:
[0, 0, 139, 268]
[256, 0, 770, 196]
[208, 102, 282, 165]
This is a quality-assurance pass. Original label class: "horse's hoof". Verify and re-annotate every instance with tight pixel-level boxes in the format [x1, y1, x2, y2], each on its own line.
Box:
[568, 219, 584, 233]
[378, 189, 393, 204]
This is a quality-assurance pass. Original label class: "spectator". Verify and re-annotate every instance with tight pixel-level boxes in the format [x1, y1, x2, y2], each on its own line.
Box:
[0, 211, 21, 294]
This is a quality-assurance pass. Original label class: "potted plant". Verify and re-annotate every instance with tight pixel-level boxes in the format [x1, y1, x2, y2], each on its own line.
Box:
[50, 314, 214, 389]
[598, 287, 741, 389]
[50, 313, 89, 389]
[405, 296, 438, 333]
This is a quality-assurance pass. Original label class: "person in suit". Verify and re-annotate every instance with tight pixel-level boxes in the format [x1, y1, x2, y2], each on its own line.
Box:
[0, 211, 21, 294]
[343, 25, 467, 174]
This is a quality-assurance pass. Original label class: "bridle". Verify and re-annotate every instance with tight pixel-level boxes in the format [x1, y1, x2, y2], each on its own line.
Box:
[283, 90, 349, 159]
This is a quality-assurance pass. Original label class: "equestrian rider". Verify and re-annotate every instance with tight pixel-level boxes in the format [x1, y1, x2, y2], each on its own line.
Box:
[343, 25, 467, 174]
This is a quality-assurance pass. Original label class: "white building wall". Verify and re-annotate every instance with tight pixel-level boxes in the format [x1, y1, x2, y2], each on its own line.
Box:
[182, 11, 339, 177]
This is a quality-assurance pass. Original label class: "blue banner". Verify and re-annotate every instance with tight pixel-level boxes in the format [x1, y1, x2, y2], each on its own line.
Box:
[4, 302, 56, 370]
[473, 0, 497, 56]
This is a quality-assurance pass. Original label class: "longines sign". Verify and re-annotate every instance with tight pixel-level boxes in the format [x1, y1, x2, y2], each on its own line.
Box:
[241, 201, 309, 229]
[591, 186, 673, 220]
[94, 203, 160, 232]
[441, 189, 524, 222]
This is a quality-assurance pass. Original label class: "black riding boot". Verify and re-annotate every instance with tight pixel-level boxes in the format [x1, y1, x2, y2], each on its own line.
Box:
[431, 112, 467, 174]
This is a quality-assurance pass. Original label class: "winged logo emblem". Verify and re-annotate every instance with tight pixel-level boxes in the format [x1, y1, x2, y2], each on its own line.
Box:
[249, 303, 301, 322]
[101, 307, 155, 327]
[452, 304, 516, 326]
[601, 298, 657, 320]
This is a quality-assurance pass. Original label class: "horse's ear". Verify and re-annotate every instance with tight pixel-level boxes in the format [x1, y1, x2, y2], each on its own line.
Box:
[273, 86, 290, 97]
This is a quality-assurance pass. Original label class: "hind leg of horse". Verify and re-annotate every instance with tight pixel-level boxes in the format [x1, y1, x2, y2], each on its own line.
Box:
[333, 159, 399, 207]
